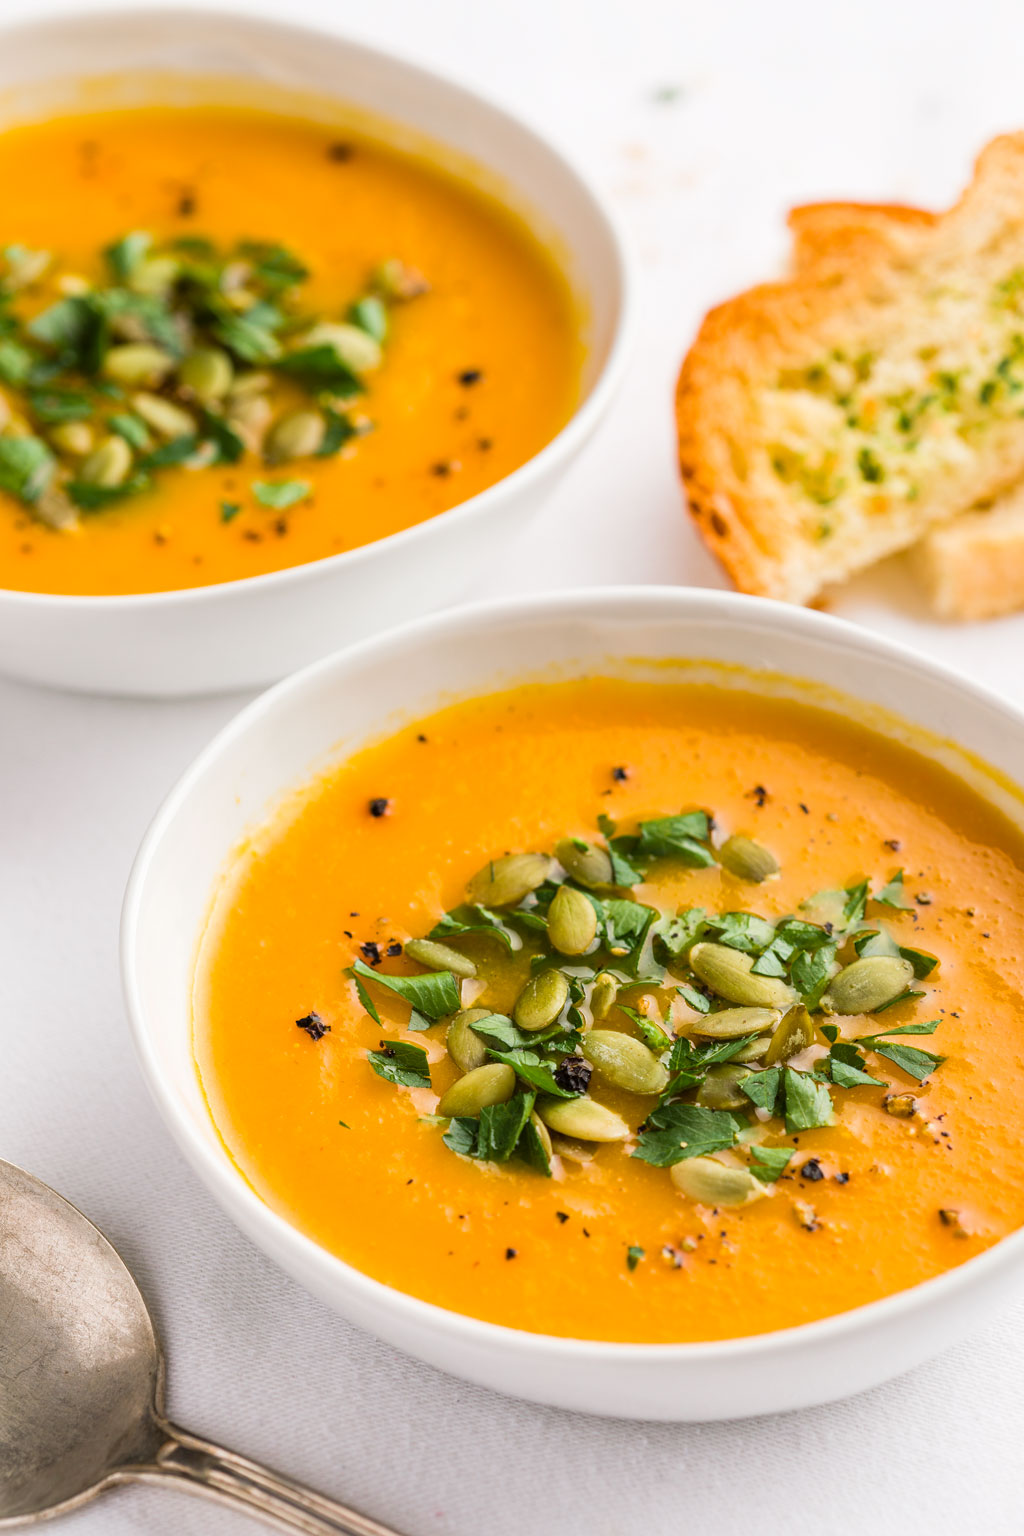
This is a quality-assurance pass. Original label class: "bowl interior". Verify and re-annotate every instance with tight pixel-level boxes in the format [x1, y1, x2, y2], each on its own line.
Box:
[0, 9, 623, 407]
[125, 588, 1024, 1237]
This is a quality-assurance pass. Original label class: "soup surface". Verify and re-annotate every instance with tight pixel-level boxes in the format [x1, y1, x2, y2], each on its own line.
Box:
[0, 104, 578, 595]
[197, 678, 1024, 1342]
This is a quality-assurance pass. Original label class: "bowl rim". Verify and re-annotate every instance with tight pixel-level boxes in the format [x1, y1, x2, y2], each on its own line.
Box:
[0, 4, 633, 610]
[121, 583, 1024, 1364]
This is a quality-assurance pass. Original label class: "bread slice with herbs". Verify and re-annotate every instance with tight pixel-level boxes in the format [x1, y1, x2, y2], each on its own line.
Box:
[792, 195, 1024, 621]
[677, 133, 1024, 604]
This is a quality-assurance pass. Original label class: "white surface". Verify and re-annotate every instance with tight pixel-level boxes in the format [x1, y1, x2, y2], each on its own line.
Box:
[122, 588, 1024, 1422]
[6, 0, 1024, 1527]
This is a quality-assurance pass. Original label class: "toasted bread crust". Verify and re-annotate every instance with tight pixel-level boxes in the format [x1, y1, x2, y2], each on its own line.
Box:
[676, 133, 1024, 605]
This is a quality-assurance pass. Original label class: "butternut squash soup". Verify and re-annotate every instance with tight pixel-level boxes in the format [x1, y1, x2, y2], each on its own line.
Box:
[195, 678, 1024, 1343]
[0, 104, 578, 595]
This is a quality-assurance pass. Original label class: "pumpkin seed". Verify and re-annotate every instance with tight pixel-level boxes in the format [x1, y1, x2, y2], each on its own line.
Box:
[446, 1008, 492, 1073]
[79, 434, 132, 488]
[580, 1030, 668, 1095]
[56, 273, 91, 297]
[529, 1111, 553, 1164]
[372, 258, 429, 300]
[823, 954, 914, 1015]
[670, 1156, 766, 1206]
[265, 409, 325, 464]
[32, 483, 78, 531]
[49, 421, 95, 457]
[718, 834, 780, 883]
[3, 246, 50, 289]
[405, 938, 476, 978]
[297, 321, 382, 374]
[547, 885, 598, 955]
[688, 1004, 780, 1040]
[228, 370, 272, 399]
[101, 343, 175, 388]
[696, 1063, 753, 1110]
[536, 1095, 630, 1142]
[689, 942, 796, 1008]
[226, 393, 272, 452]
[132, 392, 195, 440]
[763, 1003, 816, 1066]
[883, 1092, 918, 1118]
[732, 1036, 771, 1063]
[467, 852, 553, 908]
[555, 837, 614, 888]
[179, 346, 234, 401]
[548, 1133, 595, 1164]
[129, 254, 180, 296]
[590, 972, 618, 1020]
[436, 1062, 515, 1118]
[513, 969, 569, 1032]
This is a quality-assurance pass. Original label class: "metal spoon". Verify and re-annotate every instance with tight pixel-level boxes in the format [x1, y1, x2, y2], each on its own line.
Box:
[0, 1158, 402, 1534]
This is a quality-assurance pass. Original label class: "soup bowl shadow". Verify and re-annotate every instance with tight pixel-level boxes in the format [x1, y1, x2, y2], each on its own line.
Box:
[122, 586, 1024, 1420]
[0, 8, 629, 696]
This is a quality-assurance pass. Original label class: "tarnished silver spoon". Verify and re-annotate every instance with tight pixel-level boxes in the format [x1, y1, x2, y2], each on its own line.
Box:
[0, 1158, 402, 1534]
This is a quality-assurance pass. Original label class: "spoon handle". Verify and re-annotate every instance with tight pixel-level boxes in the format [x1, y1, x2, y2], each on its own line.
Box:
[133, 1421, 403, 1536]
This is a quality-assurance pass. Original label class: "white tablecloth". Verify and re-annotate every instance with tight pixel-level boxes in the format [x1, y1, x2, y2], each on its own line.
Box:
[6, 1, 1024, 1530]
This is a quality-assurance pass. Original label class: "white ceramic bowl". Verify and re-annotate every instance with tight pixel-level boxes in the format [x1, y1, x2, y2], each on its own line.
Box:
[0, 10, 629, 697]
[122, 588, 1024, 1420]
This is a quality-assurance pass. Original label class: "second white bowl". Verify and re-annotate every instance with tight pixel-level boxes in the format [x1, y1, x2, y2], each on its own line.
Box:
[0, 9, 629, 696]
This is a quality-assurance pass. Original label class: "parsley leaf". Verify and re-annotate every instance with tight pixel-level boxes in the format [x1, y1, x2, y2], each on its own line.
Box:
[632, 1103, 743, 1167]
[859, 1017, 941, 1040]
[827, 1041, 884, 1088]
[739, 1066, 782, 1112]
[791, 941, 836, 1007]
[276, 343, 360, 391]
[199, 406, 245, 465]
[515, 1113, 552, 1175]
[443, 1093, 536, 1164]
[108, 413, 152, 450]
[348, 294, 388, 342]
[368, 1038, 431, 1089]
[618, 1005, 672, 1055]
[442, 1117, 479, 1157]
[748, 1145, 794, 1183]
[874, 869, 913, 910]
[103, 230, 152, 281]
[477, 1093, 535, 1162]
[350, 958, 460, 1029]
[783, 1067, 834, 1132]
[603, 898, 656, 956]
[0, 435, 53, 504]
[429, 904, 516, 951]
[864, 1041, 945, 1081]
[675, 982, 712, 1014]
[316, 406, 356, 458]
[139, 433, 199, 470]
[705, 911, 775, 954]
[636, 812, 716, 866]
[67, 475, 150, 510]
[652, 908, 705, 965]
[487, 1049, 577, 1097]
[843, 880, 869, 926]
[899, 945, 939, 980]
[626, 1245, 645, 1270]
[252, 478, 310, 510]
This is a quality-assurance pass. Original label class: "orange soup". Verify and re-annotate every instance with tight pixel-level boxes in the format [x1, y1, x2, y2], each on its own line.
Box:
[196, 678, 1024, 1343]
[0, 103, 579, 596]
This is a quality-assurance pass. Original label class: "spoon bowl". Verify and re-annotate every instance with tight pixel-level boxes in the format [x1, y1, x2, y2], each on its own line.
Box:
[0, 1158, 398, 1533]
